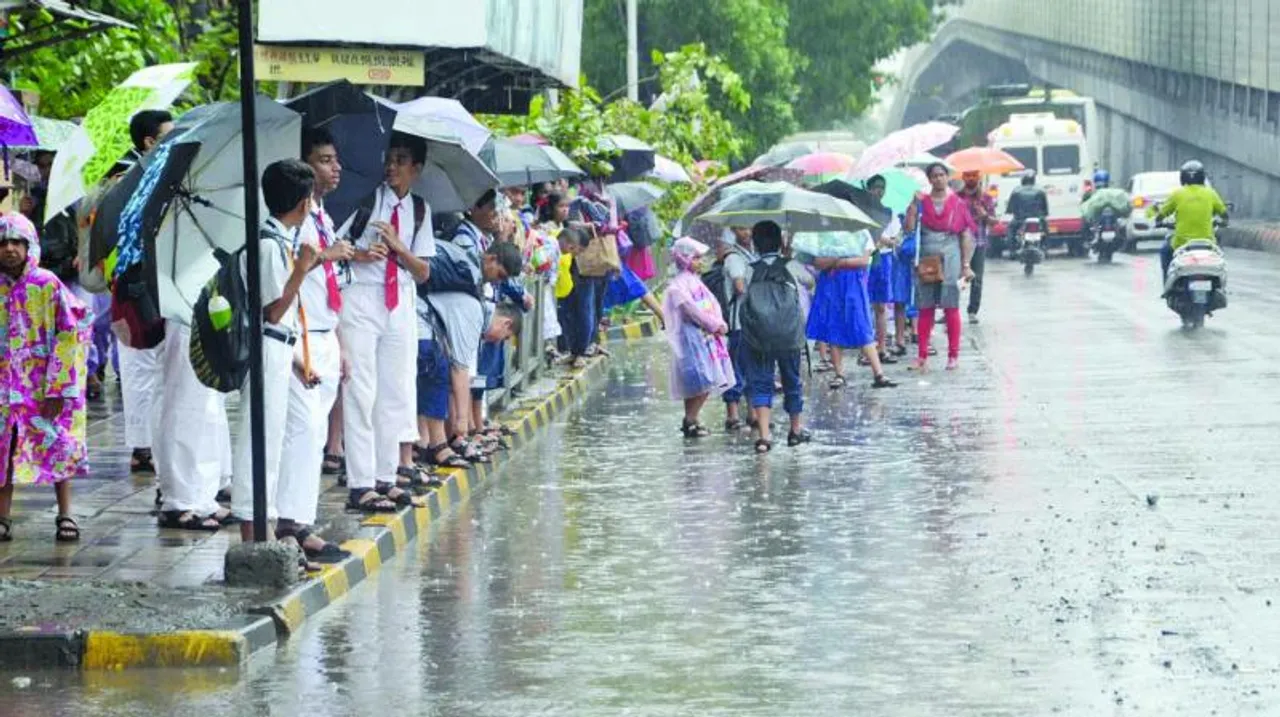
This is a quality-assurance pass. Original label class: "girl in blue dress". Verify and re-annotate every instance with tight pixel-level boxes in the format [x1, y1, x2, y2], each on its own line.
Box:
[805, 231, 898, 391]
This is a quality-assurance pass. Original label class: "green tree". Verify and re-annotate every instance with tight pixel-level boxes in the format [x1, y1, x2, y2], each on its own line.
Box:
[6, 0, 242, 118]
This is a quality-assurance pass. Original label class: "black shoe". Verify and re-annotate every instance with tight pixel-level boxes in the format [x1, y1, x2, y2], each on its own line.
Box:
[786, 430, 812, 447]
[872, 374, 898, 389]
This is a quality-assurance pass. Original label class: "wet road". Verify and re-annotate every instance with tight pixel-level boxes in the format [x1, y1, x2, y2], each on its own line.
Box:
[7, 249, 1280, 715]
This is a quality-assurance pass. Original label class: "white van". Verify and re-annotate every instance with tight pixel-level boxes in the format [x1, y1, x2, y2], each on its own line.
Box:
[988, 113, 1092, 254]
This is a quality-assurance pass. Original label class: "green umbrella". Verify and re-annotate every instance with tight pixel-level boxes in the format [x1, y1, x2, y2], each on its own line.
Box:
[856, 168, 926, 215]
[44, 62, 196, 223]
[697, 181, 879, 234]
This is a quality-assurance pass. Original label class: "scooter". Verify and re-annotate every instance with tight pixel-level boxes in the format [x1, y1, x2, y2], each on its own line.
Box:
[1010, 215, 1045, 276]
[1092, 208, 1121, 263]
[1164, 238, 1227, 329]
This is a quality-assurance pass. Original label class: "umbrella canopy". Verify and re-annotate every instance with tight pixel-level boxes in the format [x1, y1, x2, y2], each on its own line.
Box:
[510, 132, 548, 146]
[601, 133, 655, 182]
[786, 152, 856, 186]
[850, 167, 928, 215]
[697, 181, 879, 234]
[945, 146, 1025, 176]
[17, 116, 78, 151]
[752, 141, 816, 168]
[901, 152, 951, 171]
[490, 138, 584, 188]
[645, 155, 692, 183]
[92, 96, 302, 324]
[44, 62, 197, 224]
[676, 164, 804, 243]
[393, 111, 500, 213]
[849, 121, 958, 179]
[792, 231, 875, 261]
[607, 181, 666, 215]
[810, 179, 891, 231]
[394, 96, 491, 156]
[0, 85, 37, 147]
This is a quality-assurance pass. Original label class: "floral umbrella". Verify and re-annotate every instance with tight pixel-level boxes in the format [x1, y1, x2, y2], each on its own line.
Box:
[44, 62, 196, 224]
[849, 121, 958, 179]
[786, 152, 856, 186]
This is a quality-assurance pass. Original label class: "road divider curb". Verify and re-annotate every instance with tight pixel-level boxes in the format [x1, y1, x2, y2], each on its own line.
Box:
[605, 315, 659, 342]
[0, 354, 610, 671]
[1219, 223, 1280, 255]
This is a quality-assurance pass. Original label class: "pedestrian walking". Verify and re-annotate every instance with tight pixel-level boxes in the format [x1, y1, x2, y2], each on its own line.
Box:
[956, 170, 996, 324]
[711, 226, 754, 431]
[663, 237, 734, 438]
[336, 132, 433, 513]
[274, 129, 355, 562]
[904, 162, 977, 371]
[0, 212, 91, 542]
[807, 231, 898, 391]
[229, 159, 320, 541]
[864, 175, 904, 359]
[739, 221, 810, 453]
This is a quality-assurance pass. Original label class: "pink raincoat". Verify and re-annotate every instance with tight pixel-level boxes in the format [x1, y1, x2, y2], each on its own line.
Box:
[0, 213, 90, 486]
[663, 262, 734, 401]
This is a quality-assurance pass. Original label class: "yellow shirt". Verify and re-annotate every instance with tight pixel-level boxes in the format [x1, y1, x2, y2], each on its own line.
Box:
[554, 254, 575, 299]
[1155, 184, 1227, 250]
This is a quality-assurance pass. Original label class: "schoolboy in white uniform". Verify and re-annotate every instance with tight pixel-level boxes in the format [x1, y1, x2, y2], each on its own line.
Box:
[229, 159, 318, 541]
[335, 132, 433, 512]
[275, 128, 354, 561]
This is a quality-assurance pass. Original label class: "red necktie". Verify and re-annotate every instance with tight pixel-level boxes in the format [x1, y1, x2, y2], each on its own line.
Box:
[385, 204, 400, 310]
[313, 212, 342, 312]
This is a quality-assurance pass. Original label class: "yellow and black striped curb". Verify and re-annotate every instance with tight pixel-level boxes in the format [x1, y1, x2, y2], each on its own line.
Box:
[604, 315, 659, 342]
[0, 356, 608, 671]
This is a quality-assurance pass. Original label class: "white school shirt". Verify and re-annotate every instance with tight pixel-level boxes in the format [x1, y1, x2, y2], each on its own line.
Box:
[242, 216, 299, 335]
[335, 183, 436, 288]
[296, 200, 347, 331]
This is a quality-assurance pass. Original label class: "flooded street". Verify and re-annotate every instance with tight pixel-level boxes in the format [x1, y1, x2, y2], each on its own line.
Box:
[7, 250, 1280, 715]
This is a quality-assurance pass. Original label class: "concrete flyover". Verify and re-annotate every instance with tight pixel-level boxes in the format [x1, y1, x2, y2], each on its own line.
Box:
[891, 0, 1280, 219]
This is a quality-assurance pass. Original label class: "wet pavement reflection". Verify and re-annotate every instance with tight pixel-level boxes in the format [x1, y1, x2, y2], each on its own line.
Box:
[6, 250, 1280, 715]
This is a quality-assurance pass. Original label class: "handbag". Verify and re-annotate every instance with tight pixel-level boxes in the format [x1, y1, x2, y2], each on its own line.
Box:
[576, 226, 621, 277]
[916, 254, 944, 284]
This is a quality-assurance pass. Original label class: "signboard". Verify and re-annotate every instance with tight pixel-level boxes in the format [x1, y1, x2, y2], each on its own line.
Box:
[253, 44, 424, 86]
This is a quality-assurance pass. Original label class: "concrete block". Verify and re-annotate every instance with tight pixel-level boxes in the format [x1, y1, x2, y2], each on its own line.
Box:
[224, 542, 300, 589]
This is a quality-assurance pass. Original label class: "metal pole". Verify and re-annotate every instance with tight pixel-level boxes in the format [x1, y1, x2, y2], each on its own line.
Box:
[236, 0, 268, 542]
[626, 0, 639, 102]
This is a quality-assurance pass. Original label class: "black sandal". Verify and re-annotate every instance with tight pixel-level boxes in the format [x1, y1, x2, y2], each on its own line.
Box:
[879, 351, 899, 365]
[159, 510, 221, 532]
[422, 443, 470, 470]
[55, 516, 80, 543]
[754, 438, 773, 454]
[321, 454, 345, 476]
[680, 419, 710, 438]
[828, 374, 847, 390]
[375, 483, 423, 508]
[209, 509, 241, 526]
[450, 437, 491, 464]
[396, 465, 443, 491]
[891, 344, 908, 357]
[131, 449, 155, 474]
[215, 488, 231, 505]
[787, 430, 813, 447]
[345, 489, 398, 513]
[471, 429, 509, 451]
[277, 526, 351, 564]
[872, 374, 898, 389]
[0, 516, 11, 542]
[724, 418, 744, 432]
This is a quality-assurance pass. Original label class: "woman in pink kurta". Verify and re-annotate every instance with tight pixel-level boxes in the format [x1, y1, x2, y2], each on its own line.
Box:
[0, 212, 90, 542]
[663, 237, 734, 439]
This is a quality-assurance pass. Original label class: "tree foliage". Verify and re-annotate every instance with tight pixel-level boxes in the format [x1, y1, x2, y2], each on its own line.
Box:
[581, 0, 941, 155]
[6, 0, 243, 118]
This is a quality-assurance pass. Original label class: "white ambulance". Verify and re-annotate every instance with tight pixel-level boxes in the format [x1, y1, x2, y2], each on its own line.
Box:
[987, 113, 1092, 255]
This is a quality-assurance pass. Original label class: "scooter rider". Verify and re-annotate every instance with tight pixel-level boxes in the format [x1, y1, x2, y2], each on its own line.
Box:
[1005, 173, 1049, 256]
[1154, 160, 1228, 282]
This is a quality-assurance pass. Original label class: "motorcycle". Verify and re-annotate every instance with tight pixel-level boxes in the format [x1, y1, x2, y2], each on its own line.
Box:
[1092, 207, 1121, 263]
[1009, 215, 1045, 276]
[1164, 239, 1227, 329]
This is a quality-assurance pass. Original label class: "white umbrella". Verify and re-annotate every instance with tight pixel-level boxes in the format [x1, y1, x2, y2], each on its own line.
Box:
[391, 111, 499, 213]
[149, 97, 302, 323]
[394, 96, 492, 156]
[645, 155, 692, 183]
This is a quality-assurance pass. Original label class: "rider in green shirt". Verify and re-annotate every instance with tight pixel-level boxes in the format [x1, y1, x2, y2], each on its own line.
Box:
[1155, 160, 1228, 280]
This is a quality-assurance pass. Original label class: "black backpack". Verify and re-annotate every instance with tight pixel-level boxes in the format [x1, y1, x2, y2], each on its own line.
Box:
[348, 192, 427, 245]
[424, 240, 482, 299]
[189, 231, 289, 393]
[740, 258, 805, 355]
[700, 260, 733, 324]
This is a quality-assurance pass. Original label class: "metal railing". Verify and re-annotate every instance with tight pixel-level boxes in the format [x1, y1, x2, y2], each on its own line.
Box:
[486, 276, 546, 409]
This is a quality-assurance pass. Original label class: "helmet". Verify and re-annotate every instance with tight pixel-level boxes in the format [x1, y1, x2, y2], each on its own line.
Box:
[1092, 169, 1110, 188]
[1020, 171, 1037, 187]
[1180, 160, 1206, 186]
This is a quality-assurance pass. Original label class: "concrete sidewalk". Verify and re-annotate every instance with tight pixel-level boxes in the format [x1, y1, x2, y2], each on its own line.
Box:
[0, 317, 657, 670]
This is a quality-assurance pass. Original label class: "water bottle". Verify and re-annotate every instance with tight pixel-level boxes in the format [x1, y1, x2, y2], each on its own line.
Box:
[208, 293, 232, 331]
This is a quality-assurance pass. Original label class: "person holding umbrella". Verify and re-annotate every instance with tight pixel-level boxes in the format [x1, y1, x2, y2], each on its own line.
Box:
[336, 132, 434, 512]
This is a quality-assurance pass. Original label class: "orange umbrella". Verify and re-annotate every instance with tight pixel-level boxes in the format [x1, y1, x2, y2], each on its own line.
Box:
[945, 147, 1024, 175]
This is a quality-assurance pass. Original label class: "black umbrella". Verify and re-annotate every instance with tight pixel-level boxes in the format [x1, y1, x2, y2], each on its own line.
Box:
[811, 179, 892, 231]
[285, 80, 397, 226]
[491, 138, 585, 187]
[602, 133, 656, 182]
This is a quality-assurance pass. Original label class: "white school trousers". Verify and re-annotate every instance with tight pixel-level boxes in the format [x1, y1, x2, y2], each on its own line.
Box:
[230, 334, 294, 521]
[341, 282, 417, 491]
[277, 330, 340, 525]
[118, 343, 162, 449]
[154, 320, 226, 515]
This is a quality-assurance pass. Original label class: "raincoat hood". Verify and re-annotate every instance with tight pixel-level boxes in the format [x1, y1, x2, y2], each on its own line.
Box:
[0, 211, 40, 269]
